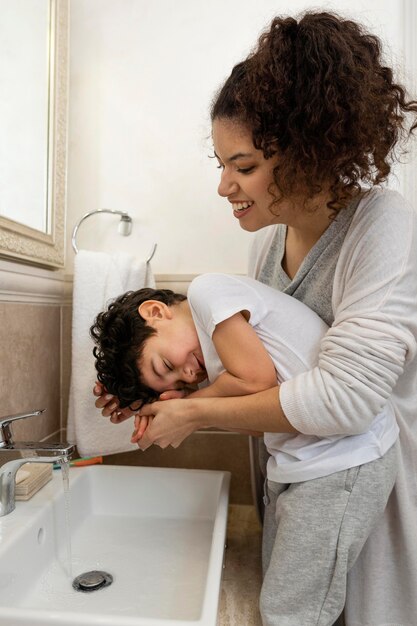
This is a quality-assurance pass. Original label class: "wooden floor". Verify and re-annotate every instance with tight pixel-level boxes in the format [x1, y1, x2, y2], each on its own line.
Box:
[219, 505, 263, 625]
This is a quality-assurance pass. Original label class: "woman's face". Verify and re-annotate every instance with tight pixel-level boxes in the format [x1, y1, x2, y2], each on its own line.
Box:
[212, 117, 287, 231]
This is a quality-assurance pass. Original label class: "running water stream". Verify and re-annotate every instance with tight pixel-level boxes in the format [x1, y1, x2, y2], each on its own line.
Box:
[59, 459, 73, 580]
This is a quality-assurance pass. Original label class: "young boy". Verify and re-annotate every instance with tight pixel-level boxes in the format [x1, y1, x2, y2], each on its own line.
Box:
[91, 272, 398, 624]
[91, 272, 397, 461]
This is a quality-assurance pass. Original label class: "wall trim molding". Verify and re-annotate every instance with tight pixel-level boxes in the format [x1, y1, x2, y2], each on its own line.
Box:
[59, 273, 196, 299]
[0, 261, 196, 303]
[153, 274, 197, 293]
[0, 259, 71, 304]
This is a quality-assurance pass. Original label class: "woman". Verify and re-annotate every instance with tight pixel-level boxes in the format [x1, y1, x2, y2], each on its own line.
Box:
[95, 11, 417, 626]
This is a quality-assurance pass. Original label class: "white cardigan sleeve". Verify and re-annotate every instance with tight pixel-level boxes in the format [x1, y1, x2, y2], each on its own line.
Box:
[280, 190, 417, 436]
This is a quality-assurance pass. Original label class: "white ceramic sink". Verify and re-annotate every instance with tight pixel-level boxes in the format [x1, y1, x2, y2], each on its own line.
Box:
[0, 465, 230, 626]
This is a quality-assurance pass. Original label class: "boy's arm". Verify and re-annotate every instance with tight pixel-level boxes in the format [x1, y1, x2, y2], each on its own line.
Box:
[191, 311, 278, 398]
[132, 312, 277, 443]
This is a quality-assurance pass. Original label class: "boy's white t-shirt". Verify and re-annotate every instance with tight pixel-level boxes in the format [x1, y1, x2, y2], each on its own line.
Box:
[188, 273, 399, 483]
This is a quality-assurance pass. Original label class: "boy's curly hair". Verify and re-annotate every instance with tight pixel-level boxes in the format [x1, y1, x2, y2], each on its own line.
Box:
[90, 288, 186, 409]
[211, 11, 417, 214]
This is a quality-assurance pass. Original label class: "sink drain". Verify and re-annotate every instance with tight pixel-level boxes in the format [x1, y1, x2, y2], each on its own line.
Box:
[72, 570, 113, 592]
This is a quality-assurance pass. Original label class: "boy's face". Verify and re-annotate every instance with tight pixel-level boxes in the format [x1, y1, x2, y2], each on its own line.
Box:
[138, 302, 207, 393]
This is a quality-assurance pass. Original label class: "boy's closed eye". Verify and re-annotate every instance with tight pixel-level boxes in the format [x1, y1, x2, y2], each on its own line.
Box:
[149, 359, 186, 391]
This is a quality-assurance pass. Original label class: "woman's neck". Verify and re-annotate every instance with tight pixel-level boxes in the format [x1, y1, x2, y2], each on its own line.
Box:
[282, 196, 334, 279]
[287, 210, 332, 246]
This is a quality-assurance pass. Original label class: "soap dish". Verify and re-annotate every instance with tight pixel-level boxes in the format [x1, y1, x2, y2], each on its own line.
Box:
[15, 463, 53, 500]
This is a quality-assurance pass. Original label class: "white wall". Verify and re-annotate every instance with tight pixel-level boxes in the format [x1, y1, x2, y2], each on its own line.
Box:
[67, 0, 413, 275]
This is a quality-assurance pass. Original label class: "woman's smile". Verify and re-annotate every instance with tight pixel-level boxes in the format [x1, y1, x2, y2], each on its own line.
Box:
[231, 200, 255, 218]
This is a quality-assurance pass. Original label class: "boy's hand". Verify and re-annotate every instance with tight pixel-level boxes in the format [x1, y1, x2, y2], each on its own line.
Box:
[93, 383, 186, 427]
[131, 415, 152, 444]
[93, 382, 135, 423]
[159, 389, 187, 400]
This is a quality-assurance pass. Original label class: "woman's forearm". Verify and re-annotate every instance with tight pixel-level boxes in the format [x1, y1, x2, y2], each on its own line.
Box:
[192, 387, 298, 434]
[191, 371, 276, 399]
[136, 386, 298, 450]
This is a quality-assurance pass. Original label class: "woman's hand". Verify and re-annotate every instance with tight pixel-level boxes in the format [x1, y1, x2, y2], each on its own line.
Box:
[132, 393, 265, 449]
[135, 398, 200, 450]
[93, 382, 135, 423]
[129, 389, 189, 445]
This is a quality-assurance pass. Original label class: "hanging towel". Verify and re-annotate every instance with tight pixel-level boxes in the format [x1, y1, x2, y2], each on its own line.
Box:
[67, 250, 155, 456]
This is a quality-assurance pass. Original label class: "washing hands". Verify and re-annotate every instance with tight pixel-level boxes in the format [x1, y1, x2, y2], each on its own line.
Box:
[93, 382, 186, 445]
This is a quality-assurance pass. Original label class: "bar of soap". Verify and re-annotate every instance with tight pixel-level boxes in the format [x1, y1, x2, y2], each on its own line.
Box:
[15, 469, 30, 485]
[15, 463, 53, 500]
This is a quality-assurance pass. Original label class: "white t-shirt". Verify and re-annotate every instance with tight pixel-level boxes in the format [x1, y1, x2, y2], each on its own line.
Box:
[188, 272, 399, 483]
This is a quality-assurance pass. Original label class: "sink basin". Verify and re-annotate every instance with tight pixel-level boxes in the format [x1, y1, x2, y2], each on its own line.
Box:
[0, 465, 230, 625]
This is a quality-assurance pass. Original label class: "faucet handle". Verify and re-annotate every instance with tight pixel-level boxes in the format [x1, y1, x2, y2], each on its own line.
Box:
[0, 409, 46, 446]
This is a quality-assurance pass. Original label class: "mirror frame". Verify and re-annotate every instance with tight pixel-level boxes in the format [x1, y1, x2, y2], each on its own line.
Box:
[0, 0, 68, 270]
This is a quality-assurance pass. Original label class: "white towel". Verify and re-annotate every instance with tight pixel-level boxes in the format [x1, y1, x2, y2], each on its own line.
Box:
[67, 250, 155, 456]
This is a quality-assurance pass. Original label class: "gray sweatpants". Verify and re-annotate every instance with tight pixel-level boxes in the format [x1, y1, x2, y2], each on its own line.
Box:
[260, 442, 398, 626]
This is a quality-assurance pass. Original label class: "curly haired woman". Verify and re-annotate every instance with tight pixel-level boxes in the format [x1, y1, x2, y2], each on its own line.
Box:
[95, 11, 417, 626]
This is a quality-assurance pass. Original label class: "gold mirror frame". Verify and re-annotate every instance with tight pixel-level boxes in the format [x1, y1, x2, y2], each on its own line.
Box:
[0, 0, 68, 270]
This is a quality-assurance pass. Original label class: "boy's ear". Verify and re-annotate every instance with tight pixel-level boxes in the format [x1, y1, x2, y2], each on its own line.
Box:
[138, 300, 172, 324]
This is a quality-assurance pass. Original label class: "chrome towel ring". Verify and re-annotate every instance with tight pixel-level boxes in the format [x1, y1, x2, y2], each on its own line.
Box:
[71, 209, 157, 263]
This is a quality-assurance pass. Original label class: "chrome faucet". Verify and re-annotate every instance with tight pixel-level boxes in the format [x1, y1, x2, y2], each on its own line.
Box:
[0, 409, 75, 516]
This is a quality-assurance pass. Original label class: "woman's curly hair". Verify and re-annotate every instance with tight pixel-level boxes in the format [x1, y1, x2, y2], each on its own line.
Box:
[211, 11, 417, 213]
[90, 288, 186, 409]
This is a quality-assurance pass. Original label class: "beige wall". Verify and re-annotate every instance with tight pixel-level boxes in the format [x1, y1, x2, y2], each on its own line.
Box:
[0, 301, 67, 442]
[0, 261, 252, 504]
[0, 259, 73, 445]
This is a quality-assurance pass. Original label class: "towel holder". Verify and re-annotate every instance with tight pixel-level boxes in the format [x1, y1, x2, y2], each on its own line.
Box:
[71, 209, 157, 263]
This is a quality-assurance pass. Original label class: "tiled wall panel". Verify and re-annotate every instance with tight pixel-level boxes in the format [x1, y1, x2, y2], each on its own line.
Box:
[0, 302, 61, 441]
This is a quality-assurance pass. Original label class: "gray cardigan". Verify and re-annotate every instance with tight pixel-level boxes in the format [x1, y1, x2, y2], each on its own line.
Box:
[249, 187, 417, 625]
